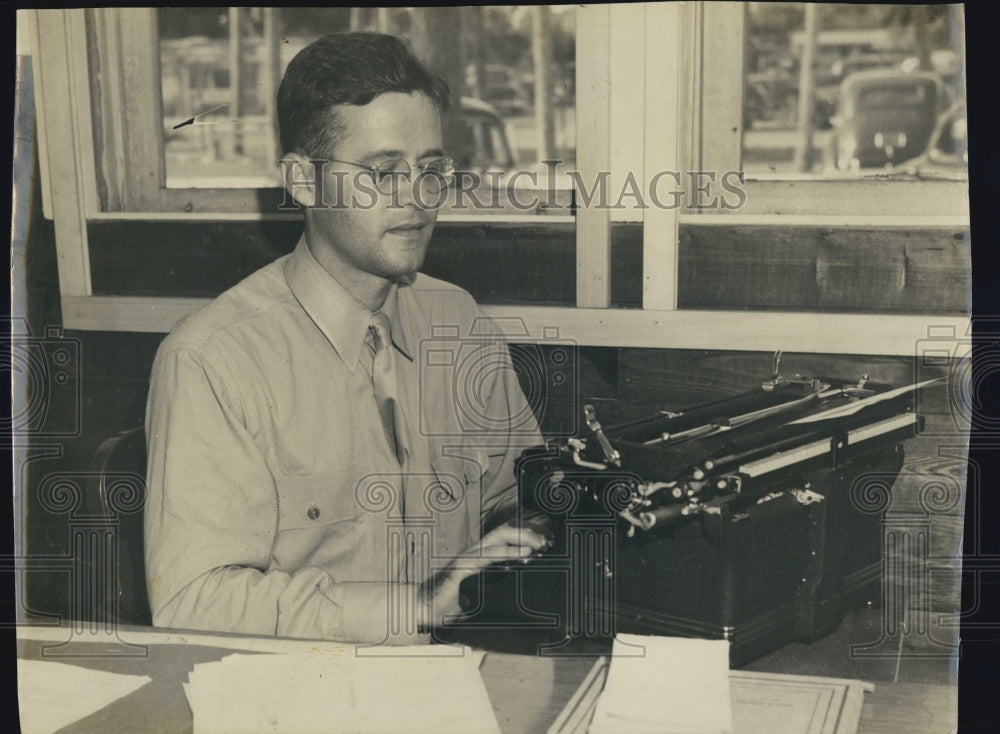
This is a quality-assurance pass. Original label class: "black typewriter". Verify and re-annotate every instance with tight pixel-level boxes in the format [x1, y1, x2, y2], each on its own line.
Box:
[453, 353, 935, 664]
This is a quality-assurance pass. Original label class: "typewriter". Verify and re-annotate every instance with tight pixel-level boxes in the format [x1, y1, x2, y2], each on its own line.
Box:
[456, 353, 935, 664]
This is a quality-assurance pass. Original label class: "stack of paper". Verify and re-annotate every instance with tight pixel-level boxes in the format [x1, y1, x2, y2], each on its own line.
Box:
[183, 646, 501, 734]
[588, 634, 733, 734]
[17, 659, 152, 734]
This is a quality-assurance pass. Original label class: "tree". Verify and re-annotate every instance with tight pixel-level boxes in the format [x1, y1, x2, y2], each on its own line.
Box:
[406, 8, 464, 151]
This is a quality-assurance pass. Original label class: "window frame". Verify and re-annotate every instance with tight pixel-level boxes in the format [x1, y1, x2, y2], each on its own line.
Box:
[30, 5, 970, 354]
[685, 2, 970, 217]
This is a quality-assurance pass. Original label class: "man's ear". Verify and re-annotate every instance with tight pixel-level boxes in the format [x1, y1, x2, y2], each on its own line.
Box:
[278, 152, 319, 209]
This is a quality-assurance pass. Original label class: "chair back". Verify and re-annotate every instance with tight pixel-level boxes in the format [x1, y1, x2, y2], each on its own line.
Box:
[88, 427, 151, 626]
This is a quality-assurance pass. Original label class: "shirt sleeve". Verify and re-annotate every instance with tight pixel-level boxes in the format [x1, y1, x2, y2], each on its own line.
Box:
[144, 345, 426, 644]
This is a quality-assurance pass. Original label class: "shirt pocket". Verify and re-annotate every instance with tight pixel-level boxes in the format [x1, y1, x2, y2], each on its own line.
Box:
[275, 473, 361, 531]
[272, 472, 370, 573]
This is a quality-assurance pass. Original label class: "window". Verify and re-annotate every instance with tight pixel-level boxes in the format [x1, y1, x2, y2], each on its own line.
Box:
[72, 7, 584, 218]
[664, 2, 969, 318]
[157, 6, 578, 218]
[29, 4, 969, 353]
[741, 3, 967, 180]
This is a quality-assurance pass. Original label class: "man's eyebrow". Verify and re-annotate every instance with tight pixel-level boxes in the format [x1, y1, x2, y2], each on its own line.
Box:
[358, 148, 405, 163]
[358, 147, 446, 163]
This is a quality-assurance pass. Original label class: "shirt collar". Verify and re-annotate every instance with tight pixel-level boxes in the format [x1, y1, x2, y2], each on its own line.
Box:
[284, 238, 413, 371]
[378, 283, 413, 361]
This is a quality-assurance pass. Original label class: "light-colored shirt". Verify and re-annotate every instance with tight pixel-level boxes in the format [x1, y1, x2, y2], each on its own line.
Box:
[144, 238, 541, 643]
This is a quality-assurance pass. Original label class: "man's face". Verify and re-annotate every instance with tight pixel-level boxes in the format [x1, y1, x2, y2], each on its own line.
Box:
[297, 92, 444, 293]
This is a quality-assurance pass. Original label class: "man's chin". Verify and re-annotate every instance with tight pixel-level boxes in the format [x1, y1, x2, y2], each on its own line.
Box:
[383, 252, 428, 281]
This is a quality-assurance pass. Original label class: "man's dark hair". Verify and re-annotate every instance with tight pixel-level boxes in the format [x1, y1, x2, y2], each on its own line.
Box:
[277, 32, 451, 157]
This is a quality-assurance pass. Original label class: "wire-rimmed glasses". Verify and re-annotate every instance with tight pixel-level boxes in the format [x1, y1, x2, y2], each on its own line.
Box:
[327, 156, 456, 196]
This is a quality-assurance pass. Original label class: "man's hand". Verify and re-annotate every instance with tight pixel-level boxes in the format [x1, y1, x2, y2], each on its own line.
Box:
[417, 522, 552, 629]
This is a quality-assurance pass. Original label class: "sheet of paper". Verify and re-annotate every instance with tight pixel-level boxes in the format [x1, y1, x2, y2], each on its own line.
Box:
[729, 672, 873, 734]
[588, 633, 733, 734]
[731, 677, 838, 734]
[17, 658, 152, 734]
[787, 378, 940, 424]
[184, 646, 502, 734]
[553, 661, 872, 734]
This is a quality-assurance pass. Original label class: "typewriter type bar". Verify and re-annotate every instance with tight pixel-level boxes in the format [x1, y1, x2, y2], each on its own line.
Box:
[520, 371, 938, 535]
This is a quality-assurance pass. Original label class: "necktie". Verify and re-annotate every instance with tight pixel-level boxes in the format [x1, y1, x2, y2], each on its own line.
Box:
[368, 311, 408, 465]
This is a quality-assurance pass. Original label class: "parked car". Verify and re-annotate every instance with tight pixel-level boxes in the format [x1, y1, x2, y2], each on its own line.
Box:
[744, 67, 835, 130]
[896, 101, 968, 179]
[825, 52, 908, 84]
[482, 64, 532, 116]
[829, 69, 942, 170]
[814, 51, 906, 127]
[448, 97, 575, 214]
[454, 96, 516, 176]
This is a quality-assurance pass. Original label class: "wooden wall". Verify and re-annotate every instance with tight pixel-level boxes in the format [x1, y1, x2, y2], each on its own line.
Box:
[85, 219, 969, 313]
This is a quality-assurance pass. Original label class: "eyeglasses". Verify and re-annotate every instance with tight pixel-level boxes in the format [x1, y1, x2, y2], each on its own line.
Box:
[327, 156, 456, 196]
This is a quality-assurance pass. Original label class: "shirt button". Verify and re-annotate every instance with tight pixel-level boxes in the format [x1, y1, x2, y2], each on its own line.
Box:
[307, 505, 320, 520]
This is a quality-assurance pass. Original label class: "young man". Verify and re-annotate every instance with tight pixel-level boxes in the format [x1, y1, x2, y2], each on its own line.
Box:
[144, 33, 549, 643]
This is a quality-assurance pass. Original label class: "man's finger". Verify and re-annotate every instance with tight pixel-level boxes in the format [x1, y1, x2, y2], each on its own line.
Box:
[505, 511, 554, 541]
[481, 543, 537, 559]
[481, 524, 551, 551]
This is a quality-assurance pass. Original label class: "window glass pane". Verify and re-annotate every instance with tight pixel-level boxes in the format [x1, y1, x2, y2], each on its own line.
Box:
[742, 3, 966, 180]
[159, 6, 576, 215]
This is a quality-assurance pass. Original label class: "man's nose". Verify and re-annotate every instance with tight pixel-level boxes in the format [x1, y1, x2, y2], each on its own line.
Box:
[388, 172, 417, 207]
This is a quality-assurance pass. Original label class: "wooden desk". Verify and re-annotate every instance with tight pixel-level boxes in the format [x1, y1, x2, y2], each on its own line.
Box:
[17, 624, 956, 734]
